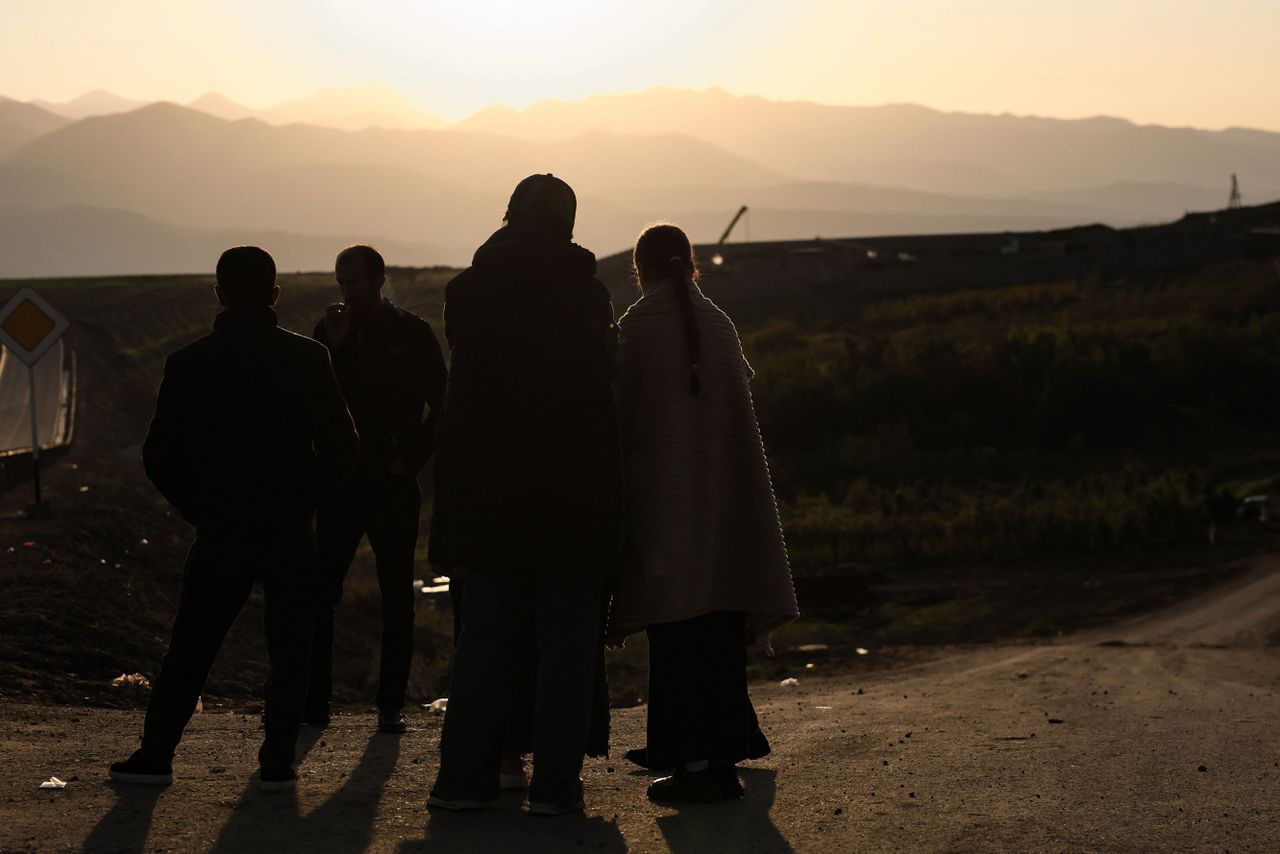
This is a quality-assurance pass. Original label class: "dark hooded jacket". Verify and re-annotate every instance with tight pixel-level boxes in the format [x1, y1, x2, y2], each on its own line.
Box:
[428, 224, 623, 575]
[143, 307, 358, 530]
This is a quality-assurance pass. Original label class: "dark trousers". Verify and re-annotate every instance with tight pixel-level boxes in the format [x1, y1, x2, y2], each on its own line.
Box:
[140, 523, 317, 771]
[307, 473, 420, 712]
[449, 574, 612, 760]
[645, 611, 754, 769]
[433, 569, 603, 804]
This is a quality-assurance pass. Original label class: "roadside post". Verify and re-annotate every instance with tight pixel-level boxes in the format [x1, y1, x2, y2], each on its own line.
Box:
[0, 288, 70, 518]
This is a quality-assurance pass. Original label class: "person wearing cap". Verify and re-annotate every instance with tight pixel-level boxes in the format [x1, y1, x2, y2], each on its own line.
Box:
[109, 246, 358, 792]
[303, 244, 448, 735]
[427, 174, 623, 815]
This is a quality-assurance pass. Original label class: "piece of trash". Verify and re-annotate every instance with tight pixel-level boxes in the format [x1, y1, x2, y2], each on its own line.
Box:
[780, 678, 800, 688]
[39, 777, 66, 789]
[140, 538, 149, 546]
[424, 698, 448, 713]
[78, 486, 90, 493]
[195, 696, 203, 714]
[23, 541, 35, 548]
[816, 705, 833, 710]
[855, 648, 869, 656]
[804, 663, 815, 670]
[796, 644, 829, 653]
[111, 673, 151, 689]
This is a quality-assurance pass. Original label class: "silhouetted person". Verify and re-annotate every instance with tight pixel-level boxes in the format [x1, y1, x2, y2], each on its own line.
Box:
[608, 223, 798, 803]
[110, 246, 358, 791]
[305, 244, 447, 733]
[427, 174, 622, 814]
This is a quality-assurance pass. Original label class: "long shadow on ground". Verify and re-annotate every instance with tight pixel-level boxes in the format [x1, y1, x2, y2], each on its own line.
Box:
[398, 800, 627, 853]
[656, 769, 791, 853]
[207, 728, 402, 853]
[81, 781, 166, 853]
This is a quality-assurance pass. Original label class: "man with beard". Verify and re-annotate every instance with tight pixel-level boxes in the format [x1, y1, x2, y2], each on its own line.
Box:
[305, 245, 447, 734]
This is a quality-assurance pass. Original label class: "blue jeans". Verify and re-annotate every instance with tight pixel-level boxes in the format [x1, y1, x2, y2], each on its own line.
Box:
[432, 569, 603, 804]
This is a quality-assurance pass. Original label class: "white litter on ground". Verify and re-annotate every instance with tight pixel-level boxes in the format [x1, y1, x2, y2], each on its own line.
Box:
[780, 678, 800, 688]
[38, 777, 66, 789]
[424, 698, 449, 713]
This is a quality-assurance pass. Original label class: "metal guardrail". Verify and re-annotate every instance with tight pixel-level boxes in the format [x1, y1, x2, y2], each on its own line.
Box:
[0, 347, 77, 494]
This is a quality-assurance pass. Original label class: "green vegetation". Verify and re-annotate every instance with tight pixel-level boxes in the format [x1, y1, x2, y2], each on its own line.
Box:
[719, 260, 1280, 571]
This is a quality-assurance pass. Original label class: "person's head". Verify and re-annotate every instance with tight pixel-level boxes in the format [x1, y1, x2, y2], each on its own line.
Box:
[215, 246, 279, 309]
[503, 173, 576, 239]
[335, 244, 386, 313]
[632, 223, 699, 293]
[633, 223, 702, 396]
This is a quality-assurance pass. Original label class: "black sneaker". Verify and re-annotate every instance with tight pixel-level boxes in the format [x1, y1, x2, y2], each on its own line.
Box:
[624, 747, 652, 769]
[109, 752, 172, 785]
[717, 766, 745, 799]
[377, 709, 407, 734]
[647, 769, 723, 804]
[258, 767, 296, 792]
[528, 799, 584, 816]
[427, 794, 495, 811]
[301, 708, 331, 728]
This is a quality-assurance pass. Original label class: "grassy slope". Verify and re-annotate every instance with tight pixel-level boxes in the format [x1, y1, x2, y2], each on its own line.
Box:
[3, 255, 1280, 712]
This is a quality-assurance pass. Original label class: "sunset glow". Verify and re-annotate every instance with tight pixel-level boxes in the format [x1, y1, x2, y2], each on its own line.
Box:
[2, 0, 1278, 129]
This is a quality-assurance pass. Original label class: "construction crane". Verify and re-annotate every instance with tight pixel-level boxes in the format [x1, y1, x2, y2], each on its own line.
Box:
[710, 205, 749, 266]
[1228, 174, 1243, 210]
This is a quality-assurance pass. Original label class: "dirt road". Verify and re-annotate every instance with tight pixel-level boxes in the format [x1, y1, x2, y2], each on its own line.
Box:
[3, 559, 1278, 852]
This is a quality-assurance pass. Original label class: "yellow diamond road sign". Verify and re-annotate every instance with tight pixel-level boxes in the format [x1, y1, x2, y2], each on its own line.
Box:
[0, 288, 69, 367]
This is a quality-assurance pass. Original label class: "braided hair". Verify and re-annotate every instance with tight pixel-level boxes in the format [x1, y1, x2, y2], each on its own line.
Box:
[634, 224, 701, 397]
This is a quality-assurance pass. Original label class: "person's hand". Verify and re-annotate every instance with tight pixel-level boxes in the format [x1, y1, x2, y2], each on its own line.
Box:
[324, 303, 352, 349]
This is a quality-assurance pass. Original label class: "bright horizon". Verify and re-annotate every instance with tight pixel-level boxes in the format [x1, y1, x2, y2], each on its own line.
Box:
[3, 0, 1279, 131]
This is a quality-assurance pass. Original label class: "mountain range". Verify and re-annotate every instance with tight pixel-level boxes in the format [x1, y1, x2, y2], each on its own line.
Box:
[2, 86, 1278, 277]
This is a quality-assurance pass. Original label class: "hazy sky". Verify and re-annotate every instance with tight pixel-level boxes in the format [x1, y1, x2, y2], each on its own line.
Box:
[3, 0, 1278, 129]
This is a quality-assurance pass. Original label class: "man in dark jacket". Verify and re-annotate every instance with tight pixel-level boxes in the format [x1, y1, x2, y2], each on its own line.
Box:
[427, 174, 623, 814]
[109, 246, 358, 791]
[305, 244, 447, 733]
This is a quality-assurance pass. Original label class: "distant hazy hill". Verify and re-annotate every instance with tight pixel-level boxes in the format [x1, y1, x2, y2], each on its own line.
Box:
[0, 205, 450, 277]
[0, 98, 70, 157]
[0, 102, 805, 266]
[187, 84, 447, 132]
[3, 88, 1278, 276]
[30, 89, 147, 120]
[458, 87, 1280, 201]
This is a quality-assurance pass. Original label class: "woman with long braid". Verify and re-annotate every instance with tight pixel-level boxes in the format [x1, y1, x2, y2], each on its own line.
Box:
[609, 223, 798, 803]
